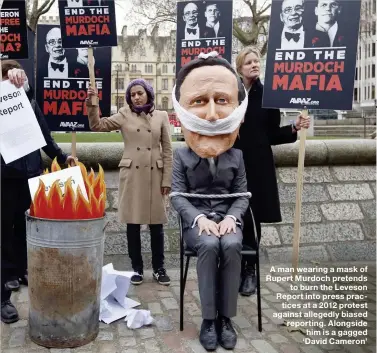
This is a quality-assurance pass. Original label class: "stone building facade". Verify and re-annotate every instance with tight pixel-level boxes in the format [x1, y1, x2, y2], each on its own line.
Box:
[111, 26, 176, 113]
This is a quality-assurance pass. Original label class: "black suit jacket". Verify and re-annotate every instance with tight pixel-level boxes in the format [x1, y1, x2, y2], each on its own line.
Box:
[171, 147, 249, 229]
[309, 24, 346, 47]
[203, 23, 224, 38]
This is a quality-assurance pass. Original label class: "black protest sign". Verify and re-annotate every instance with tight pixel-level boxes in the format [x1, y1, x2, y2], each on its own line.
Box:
[58, 0, 117, 48]
[36, 24, 111, 132]
[0, 0, 28, 59]
[175, 0, 233, 74]
[262, 0, 361, 110]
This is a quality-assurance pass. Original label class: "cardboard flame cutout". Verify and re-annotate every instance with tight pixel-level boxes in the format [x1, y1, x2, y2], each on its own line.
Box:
[30, 158, 106, 219]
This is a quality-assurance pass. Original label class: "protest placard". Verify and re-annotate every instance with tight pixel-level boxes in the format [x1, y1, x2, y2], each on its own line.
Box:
[0, 0, 28, 59]
[28, 165, 88, 201]
[175, 0, 233, 74]
[35, 24, 111, 132]
[0, 80, 46, 164]
[262, 0, 361, 110]
[58, 0, 117, 49]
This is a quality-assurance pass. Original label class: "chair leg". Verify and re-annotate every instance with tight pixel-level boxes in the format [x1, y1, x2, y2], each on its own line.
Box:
[255, 252, 262, 332]
[180, 250, 184, 331]
[183, 256, 190, 293]
[180, 256, 190, 331]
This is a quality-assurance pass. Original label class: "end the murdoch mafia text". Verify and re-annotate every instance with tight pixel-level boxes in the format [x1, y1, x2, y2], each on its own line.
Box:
[272, 49, 345, 91]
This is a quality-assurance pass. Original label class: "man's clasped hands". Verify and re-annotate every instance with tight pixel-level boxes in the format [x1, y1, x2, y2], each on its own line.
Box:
[197, 216, 237, 237]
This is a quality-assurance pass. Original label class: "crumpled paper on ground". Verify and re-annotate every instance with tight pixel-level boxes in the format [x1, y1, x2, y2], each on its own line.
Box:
[124, 309, 154, 329]
[99, 263, 154, 327]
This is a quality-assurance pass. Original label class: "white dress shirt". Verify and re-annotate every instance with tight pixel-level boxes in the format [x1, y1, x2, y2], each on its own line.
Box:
[280, 26, 305, 49]
[328, 22, 338, 47]
[48, 58, 69, 78]
[185, 25, 200, 40]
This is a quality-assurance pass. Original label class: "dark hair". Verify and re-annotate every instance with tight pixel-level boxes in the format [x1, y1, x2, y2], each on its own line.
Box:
[1, 60, 22, 78]
[175, 56, 246, 103]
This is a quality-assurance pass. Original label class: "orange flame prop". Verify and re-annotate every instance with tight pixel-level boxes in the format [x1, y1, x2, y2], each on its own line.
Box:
[30, 158, 106, 219]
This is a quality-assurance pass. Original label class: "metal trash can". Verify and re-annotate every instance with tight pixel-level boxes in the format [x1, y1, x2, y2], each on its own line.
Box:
[26, 213, 106, 348]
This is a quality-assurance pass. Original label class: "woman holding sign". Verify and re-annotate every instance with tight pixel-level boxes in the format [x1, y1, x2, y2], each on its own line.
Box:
[86, 79, 173, 286]
[1, 60, 77, 324]
[233, 47, 311, 297]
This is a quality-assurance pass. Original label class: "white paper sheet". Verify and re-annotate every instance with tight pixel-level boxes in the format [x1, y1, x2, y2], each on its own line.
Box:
[100, 297, 140, 324]
[99, 263, 141, 324]
[28, 166, 88, 201]
[0, 80, 46, 164]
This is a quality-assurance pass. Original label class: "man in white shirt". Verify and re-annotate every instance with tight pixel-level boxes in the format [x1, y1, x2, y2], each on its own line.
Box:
[44, 27, 69, 78]
[203, 4, 223, 38]
[313, 0, 343, 47]
[183, 2, 200, 39]
[279, 0, 306, 49]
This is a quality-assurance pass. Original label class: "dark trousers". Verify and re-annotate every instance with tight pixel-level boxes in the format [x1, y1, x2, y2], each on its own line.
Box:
[1, 178, 31, 302]
[126, 224, 164, 272]
[241, 208, 261, 270]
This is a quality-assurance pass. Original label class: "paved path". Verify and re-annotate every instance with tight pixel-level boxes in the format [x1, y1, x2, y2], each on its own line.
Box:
[1, 262, 376, 353]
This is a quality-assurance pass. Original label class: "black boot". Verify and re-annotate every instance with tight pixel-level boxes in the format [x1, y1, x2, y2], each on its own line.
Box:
[1, 300, 19, 324]
[5, 277, 19, 292]
[216, 316, 237, 350]
[239, 264, 256, 296]
[199, 319, 218, 351]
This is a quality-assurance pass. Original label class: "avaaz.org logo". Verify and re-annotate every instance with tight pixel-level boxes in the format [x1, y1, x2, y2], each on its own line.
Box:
[289, 98, 319, 106]
[60, 121, 85, 129]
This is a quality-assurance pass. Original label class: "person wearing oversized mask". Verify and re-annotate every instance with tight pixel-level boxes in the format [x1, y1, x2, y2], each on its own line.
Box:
[170, 52, 249, 351]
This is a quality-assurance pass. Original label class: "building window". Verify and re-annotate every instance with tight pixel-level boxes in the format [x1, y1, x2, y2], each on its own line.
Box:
[130, 64, 137, 72]
[368, 86, 370, 100]
[172, 78, 176, 87]
[116, 96, 125, 108]
[373, 43, 376, 57]
[162, 79, 168, 90]
[364, 87, 367, 100]
[372, 85, 375, 99]
[372, 64, 375, 78]
[354, 87, 358, 102]
[355, 67, 358, 80]
[173, 65, 176, 73]
[162, 64, 168, 74]
[162, 97, 168, 110]
[115, 78, 124, 90]
[144, 64, 153, 73]
[368, 65, 371, 78]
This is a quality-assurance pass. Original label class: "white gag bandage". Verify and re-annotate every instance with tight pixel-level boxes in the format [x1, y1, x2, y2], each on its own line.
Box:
[171, 85, 248, 136]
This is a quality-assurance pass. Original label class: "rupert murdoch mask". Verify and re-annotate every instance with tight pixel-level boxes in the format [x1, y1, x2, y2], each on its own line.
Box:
[172, 51, 248, 158]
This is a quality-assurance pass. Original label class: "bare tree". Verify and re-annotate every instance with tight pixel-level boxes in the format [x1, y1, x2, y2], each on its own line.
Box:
[26, 0, 56, 31]
[131, 0, 271, 55]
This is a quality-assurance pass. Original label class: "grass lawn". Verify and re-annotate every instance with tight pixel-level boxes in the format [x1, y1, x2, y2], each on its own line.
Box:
[52, 132, 361, 143]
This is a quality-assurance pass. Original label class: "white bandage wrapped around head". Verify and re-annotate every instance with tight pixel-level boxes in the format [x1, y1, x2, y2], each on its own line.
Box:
[171, 85, 248, 136]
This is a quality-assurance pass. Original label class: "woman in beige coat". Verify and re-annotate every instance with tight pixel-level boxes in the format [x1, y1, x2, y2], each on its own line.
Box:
[86, 79, 173, 286]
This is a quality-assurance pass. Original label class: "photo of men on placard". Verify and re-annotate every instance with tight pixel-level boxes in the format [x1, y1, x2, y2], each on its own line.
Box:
[312, 0, 346, 47]
[277, 0, 351, 49]
[203, 3, 225, 38]
[43, 27, 69, 78]
[180, 0, 230, 40]
[183, 2, 201, 39]
[280, 0, 309, 49]
[66, 0, 107, 6]
[39, 26, 100, 78]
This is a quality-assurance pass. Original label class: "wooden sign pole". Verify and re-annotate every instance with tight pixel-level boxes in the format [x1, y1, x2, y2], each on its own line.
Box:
[292, 108, 308, 277]
[88, 47, 97, 106]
